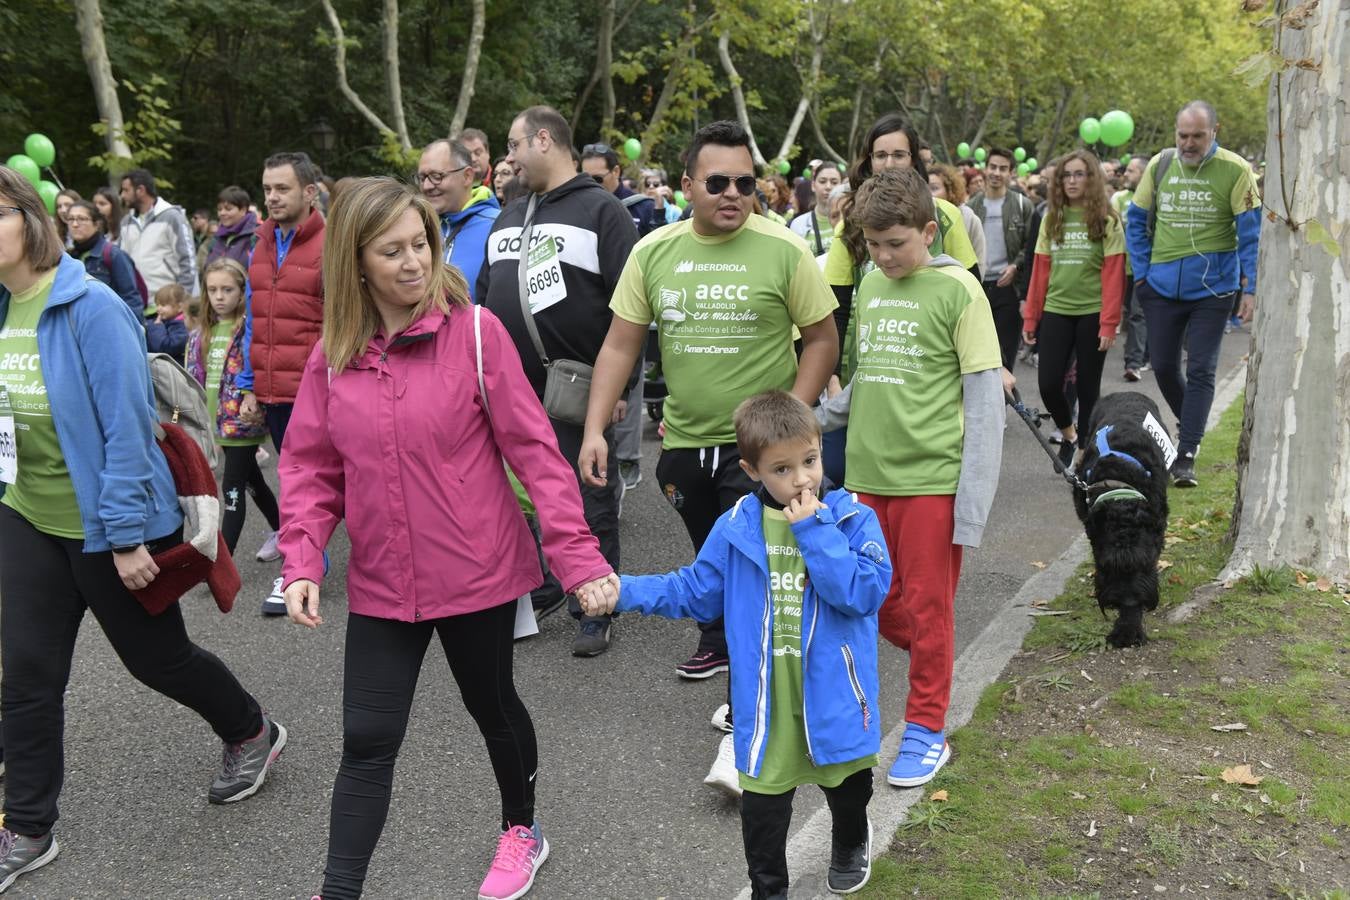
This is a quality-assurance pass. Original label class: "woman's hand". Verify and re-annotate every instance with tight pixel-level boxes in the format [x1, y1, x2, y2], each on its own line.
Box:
[1022, 331, 1037, 347]
[113, 545, 159, 590]
[576, 573, 620, 616]
[285, 579, 323, 628]
[1098, 333, 1116, 352]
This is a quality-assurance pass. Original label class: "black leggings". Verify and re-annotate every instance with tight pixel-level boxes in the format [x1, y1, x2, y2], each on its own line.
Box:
[220, 443, 280, 554]
[321, 601, 536, 900]
[741, 768, 873, 898]
[0, 504, 263, 837]
[1036, 311, 1107, 448]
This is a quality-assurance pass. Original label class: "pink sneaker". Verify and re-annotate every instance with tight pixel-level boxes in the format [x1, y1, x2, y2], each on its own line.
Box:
[478, 822, 549, 900]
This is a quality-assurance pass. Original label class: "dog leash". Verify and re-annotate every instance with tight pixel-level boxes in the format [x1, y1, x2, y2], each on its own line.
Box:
[1005, 387, 1092, 492]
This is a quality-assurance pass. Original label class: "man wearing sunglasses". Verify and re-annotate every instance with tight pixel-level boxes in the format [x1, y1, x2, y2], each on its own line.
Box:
[418, 138, 500, 301]
[479, 105, 640, 659]
[580, 143, 663, 239]
[579, 121, 838, 789]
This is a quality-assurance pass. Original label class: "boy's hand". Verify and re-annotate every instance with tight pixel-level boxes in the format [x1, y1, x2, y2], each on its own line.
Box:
[784, 488, 825, 524]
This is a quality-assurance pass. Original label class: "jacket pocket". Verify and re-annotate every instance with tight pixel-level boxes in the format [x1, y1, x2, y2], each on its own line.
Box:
[841, 643, 871, 732]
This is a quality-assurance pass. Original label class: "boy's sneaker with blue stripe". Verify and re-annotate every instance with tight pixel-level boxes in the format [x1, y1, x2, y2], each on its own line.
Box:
[887, 722, 950, 788]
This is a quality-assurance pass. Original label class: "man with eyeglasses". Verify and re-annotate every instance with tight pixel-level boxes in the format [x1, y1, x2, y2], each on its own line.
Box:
[580, 143, 663, 238]
[479, 105, 639, 659]
[966, 146, 1035, 371]
[418, 138, 500, 301]
[578, 120, 838, 792]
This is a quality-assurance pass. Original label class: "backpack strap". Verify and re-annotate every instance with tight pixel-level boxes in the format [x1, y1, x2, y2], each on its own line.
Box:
[1145, 149, 1176, 242]
[621, 193, 647, 209]
[474, 305, 491, 424]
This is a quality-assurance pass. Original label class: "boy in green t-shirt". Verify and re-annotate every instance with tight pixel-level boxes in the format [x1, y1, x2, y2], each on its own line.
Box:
[581, 391, 891, 897]
[816, 168, 1005, 789]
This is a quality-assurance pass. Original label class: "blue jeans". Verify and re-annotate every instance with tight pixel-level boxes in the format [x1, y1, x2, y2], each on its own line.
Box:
[1137, 282, 1234, 455]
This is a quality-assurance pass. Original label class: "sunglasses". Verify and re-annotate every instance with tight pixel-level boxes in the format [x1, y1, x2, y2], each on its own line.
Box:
[582, 143, 613, 156]
[700, 174, 757, 196]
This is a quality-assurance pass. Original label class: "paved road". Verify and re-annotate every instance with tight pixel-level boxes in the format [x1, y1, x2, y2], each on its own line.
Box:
[23, 330, 1249, 899]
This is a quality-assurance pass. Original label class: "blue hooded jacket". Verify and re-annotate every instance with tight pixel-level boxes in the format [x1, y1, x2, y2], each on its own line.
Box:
[0, 254, 181, 551]
[618, 488, 891, 775]
[441, 187, 501, 302]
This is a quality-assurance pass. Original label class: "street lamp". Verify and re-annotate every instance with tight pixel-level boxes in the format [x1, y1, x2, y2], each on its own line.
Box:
[309, 119, 337, 154]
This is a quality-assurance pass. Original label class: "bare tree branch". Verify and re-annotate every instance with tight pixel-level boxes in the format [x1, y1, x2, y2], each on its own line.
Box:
[717, 30, 767, 166]
[383, 0, 411, 148]
[319, 0, 400, 141]
[448, 0, 486, 138]
[73, 0, 131, 167]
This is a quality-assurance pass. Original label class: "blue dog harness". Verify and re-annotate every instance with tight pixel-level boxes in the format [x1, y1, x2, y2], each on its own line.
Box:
[1085, 425, 1151, 482]
[1083, 425, 1151, 512]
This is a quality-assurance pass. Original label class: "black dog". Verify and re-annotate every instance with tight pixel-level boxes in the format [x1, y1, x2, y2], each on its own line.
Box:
[1072, 392, 1172, 647]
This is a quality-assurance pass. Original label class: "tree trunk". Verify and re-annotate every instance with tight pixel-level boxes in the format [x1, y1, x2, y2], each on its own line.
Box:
[73, 0, 132, 169]
[717, 31, 767, 167]
[774, 0, 832, 163]
[319, 0, 401, 140]
[847, 40, 888, 155]
[383, 0, 411, 149]
[968, 98, 1000, 150]
[639, 13, 697, 163]
[1225, 0, 1350, 583]
[1037, 85, 1073, 163]
[448, 0, 486, 138]
[807, 102, 847, 165]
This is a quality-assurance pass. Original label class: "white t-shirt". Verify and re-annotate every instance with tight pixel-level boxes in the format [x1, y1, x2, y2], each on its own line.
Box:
[982, 195, 1008, 279]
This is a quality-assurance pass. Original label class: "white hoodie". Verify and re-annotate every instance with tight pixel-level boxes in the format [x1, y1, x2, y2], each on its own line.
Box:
[120, 195, 198, 300]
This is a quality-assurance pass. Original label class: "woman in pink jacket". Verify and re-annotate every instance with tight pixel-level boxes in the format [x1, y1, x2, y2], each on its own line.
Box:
[277, 177, 617, 900]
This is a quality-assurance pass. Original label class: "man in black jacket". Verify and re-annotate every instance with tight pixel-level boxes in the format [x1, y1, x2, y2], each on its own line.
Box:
[479, 105, 638, 658]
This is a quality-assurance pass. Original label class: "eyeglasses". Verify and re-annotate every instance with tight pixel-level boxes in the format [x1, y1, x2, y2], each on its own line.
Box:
[416, 166, 469, 186]
[870, 150, 912, 164]
[0, 206, 23, 219]
[644, 179, 662, 189]
[1060, 170, 1090, 181]
[66, 215, 95, 225]
[700, 174, 757, 196]
[582, 143, 613, 156]
[506, 131, 541, 154]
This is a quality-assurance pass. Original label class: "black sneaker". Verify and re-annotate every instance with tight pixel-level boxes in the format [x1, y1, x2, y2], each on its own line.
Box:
[675, 649, 730, 680]
[826, 817, 872, 894]
[1057, 438, 1076, 470]
[572, 617, 612, 657]
[1170, 452, 1198, 488]
[209, 717, 287, 804]
[0, 830, 59, 894]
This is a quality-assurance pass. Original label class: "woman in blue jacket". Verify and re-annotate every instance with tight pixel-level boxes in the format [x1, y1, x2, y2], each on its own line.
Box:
[64, 199, 145, 317]
[0, 167, 284, 894]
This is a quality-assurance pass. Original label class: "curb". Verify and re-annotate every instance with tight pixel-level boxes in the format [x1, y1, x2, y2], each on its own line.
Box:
[745, 361, 1248, 900]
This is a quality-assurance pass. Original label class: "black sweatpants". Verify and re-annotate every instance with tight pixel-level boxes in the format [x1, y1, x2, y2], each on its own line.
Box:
[0, 504, 264, 837]
[321, 602, 536, 900]
[220, 443, 280, 554]
[740, 768, 873, 898]
[982, 280, 1022, 372]
[1036, 311, 1107, 448]
[654, 444, 757, 657]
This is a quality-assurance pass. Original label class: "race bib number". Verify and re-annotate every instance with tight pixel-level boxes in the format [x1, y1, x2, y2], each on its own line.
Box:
[1142, 411, 1177, 469]
[0, 386, 17, 485]
[525, 236, 567, 314]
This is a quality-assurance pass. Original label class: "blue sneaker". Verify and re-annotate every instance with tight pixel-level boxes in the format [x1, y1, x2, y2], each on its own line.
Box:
[887, 722, 950, 788]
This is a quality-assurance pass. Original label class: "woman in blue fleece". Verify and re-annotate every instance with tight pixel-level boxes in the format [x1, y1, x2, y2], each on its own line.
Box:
[580, 390, 892, 899]
[0, 167, 283, 894]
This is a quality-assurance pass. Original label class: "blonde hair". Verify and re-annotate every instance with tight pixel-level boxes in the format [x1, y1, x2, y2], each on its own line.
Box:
[199, 257, 248, 341]
[321, 177, 470, 373]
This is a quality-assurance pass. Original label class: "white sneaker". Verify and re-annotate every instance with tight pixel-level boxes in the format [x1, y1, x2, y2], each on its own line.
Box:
[255, 530, 281, 562]
[710, 703, 732, 734]
[261, 576, 287, 617]
[703, 734, 741, 796]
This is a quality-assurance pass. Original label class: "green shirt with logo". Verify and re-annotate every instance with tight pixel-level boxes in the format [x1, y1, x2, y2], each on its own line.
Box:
[846, 264, 1002, 496]
[1131, 146, 1260, 264]
[0, 268, 84, 538]
[610, 216, 837, 449]
[740, 508, 877, 794]
[1034, 208, 1125, 317]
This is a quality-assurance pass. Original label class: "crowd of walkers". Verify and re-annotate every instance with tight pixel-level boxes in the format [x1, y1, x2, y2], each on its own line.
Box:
[0, 94, 1258, 898]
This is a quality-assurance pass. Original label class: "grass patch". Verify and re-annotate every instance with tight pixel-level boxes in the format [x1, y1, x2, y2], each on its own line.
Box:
[871, 395, 1350, 898]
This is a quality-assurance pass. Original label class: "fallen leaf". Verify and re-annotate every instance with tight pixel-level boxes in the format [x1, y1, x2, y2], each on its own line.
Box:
[1086, 819, 1098, 837]
[1029, 609, 1071, 616]
[1080, 669, 1095, 682]
[1295, 571, 1310, 585]
[1071, 791, 1087, 800]
[930, 789, 948, 802]
[1157, 559, 1174, 571]
[1315, 576, 1332, 592]
[1031, 560, 1047, 569]
[1221, 764, 1264, 786]
[1168, 574, 1184, 585]
[1210, 722, 1248, 732]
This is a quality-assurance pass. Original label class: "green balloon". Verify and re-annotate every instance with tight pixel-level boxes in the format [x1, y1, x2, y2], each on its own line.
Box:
[37, 180, 60, 214]
[1099, 110, 1134, 148]
[975, 161, 985, 170]
[1026, 157, 1039, 171]
[23, 133, 56, 168]
[974, 147, 987, 162]
[1017, 162, 1030, 177]
[674, 190, 685, 205]
[6, 154, 41, 186]
[802, 167, 812, 178]
[956, 142, 971, 158]
[623, 137, 642, 160]
[1120, 154, 1131, 166]
[1079, 117, 1101, 144]
[776, 159, 791, 175]
[1014, 146, 1027, 162]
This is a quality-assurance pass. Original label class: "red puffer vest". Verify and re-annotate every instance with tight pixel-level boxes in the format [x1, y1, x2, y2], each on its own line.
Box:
[247, 208, 325, 403]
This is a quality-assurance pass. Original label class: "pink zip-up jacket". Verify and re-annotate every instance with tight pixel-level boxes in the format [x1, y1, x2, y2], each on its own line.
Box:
[278, 304, 610, 621]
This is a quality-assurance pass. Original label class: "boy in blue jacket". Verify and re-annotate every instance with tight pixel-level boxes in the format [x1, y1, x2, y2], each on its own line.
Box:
[580, 390, 891, 898]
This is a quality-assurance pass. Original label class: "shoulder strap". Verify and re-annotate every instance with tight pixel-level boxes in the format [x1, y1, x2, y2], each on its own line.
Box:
[621, 193, 646, 209]
[474, 305, 491, 424]
[101, 242, 113, 268]
[810, 211, 824, 256]
[515, 194, 550, 365]
[1146, 150, 1176, 240]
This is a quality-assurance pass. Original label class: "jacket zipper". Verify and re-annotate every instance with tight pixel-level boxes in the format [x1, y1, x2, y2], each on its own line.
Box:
[841, 644, 870, 731]
[747, 578, 773, 776]
[801, 586, 820, 764]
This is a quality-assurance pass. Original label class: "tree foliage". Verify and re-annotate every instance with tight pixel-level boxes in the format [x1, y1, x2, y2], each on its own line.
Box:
[0, 0, 1267, 208]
